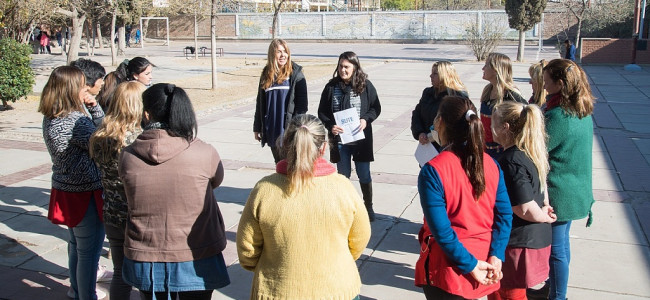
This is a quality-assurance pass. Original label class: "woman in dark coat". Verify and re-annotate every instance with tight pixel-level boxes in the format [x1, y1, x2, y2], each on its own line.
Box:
[318, 51, 381, 221]
[253, 39, 308, 163]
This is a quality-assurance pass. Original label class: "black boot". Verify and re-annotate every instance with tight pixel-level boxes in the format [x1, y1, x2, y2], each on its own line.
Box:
[360, 182, 375, 222]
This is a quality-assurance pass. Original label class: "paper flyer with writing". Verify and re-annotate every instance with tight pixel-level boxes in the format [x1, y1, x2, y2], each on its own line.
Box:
[334, 108, 365, 144]
[415, 142, 439, 167]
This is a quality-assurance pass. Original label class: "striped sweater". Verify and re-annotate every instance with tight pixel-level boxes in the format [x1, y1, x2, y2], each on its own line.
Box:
[42, 105, 104, 192]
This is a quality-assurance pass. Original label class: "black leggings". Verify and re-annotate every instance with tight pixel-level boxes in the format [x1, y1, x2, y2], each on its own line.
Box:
[422, 285, 469, 300]
[139, 290, 212, 300]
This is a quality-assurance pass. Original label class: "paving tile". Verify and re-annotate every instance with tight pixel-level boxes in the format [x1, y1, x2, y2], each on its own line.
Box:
[632, 138, 650, 155]
[569, 238, 650, 297]
[372, 153, 421, 176]
[631, 200, 650, 247]
[0, 149, 51, 177]
[367, 221, 421, 266]
[0, 214, 68, 268]
[0, 179, 51, 215]
[571, 201, 648, 246]
[592, 168, 623, 191]
[212, 263, 255, 300]
[359, 261, 425, 300]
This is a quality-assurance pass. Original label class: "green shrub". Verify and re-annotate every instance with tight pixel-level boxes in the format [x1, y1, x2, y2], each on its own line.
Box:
[0, 38, 35, 108]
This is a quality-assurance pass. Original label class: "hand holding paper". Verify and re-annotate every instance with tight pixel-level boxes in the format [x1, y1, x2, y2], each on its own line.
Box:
[334, 108, 366, 144]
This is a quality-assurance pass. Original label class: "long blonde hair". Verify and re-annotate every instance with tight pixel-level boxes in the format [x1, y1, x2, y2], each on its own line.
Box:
[480, 53, 521, 105]
[89, 82, 145, 163]
[261, 39, 292, 90]
[433, 61, 467, 96]
[528, 60, 547, 107]
[38, 66, 86, 118]
[492, 101, 549, 190]
[543, 59, 594, 118]
[280, 114, 327, 195]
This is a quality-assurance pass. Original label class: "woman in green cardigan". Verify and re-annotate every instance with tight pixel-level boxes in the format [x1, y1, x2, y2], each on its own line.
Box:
[542, 59, 595, 300]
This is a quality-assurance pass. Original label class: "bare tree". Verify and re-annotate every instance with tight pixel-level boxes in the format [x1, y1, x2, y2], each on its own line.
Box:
[56, 5, 87, 64]
[272, 0, 288, 38]
[563, 0, 589, 48]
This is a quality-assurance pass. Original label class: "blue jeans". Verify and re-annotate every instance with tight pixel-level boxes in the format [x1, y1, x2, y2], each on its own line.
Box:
[337, 144, 371, 184]
[549, 220, 572, 300]
[68, 199, 105, 300]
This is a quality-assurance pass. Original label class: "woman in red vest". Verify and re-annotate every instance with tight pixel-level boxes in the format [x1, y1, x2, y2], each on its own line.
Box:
[415, 96, 513, 299]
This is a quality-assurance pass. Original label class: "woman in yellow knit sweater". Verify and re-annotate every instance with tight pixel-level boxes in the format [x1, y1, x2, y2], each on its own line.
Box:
[237, 114, 371, 300]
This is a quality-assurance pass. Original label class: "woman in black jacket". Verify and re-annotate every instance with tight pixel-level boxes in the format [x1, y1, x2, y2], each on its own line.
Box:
[411, 61, 468, 151]
[318, 51, 381, 221]
[253, 39, 308, 163]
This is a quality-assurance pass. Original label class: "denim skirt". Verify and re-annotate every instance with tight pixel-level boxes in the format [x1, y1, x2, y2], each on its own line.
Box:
[122, 253, 230, 292]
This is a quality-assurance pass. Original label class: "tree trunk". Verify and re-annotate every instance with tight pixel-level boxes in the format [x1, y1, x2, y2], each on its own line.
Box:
[67, 10, 86, 64]
[97, 23, 104, 49]
[194, 13, 199, 60]
[575, 18, 582, 54]
[110, 11, 117, 65]
[211, 0, 218, 90]
[118, 26, 126, 56]
[85, 21, 94, 56]
[517, 29, 525, 62]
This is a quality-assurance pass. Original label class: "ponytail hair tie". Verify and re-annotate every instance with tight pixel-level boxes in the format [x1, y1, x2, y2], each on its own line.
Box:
[300, 125, 309, 130]
[164, 84, 176, 95]
[465, 109, 476, 121]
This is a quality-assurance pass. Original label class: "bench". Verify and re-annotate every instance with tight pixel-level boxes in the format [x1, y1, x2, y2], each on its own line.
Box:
[200, 46, 224, 57]
[184, 46, 224, 58]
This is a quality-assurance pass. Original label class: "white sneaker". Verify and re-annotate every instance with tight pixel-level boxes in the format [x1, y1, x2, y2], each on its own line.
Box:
[96, 265, 113, 283]
[67, 288, 106, 299]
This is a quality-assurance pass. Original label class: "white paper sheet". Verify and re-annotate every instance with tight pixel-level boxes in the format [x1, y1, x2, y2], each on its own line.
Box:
[415, 142, 439, 167]
[334, 108, 365, 144]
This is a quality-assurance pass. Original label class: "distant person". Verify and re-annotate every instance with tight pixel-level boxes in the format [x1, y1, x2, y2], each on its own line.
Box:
[38, 66, 106, 300]
[237, 114, 371, 299]
[543, 59, 594, 300]
[40, 30, 51, 54]
[90, 82, 145, 300]
[318, 51, 381, 221]
[253, 39, 308, 163]
[528, 60, 548, 108]
[488, 101, 556, 300]
[411, 60, 468, 151]
[56, 29, 63, 47]
[564, 40, 576, 61]
[125, 25, 131, 47]
[480, 52, 527, 159]
[135, 28, 141, 44]
[415, 96, 512, 299]
[119, 83, 230, 299]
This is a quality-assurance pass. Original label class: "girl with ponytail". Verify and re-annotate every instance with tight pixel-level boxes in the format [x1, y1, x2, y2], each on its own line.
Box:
[119, 83, 230, 299]
[488, 101, 557, 300]
[237, 114, 371, 299]
[415, 96, 513, 299]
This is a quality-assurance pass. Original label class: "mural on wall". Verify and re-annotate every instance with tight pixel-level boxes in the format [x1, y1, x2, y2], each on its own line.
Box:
[374, 13, 425, 39]
[282, 15, 322, 37]
[239, 15, 272, 38]
[326, 14, 372, 39]
[213, 11, 537, 40]
[425, 13, 473, 40]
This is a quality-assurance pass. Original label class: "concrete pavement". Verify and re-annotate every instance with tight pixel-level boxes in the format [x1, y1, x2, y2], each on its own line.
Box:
[1, 42, 649, 299]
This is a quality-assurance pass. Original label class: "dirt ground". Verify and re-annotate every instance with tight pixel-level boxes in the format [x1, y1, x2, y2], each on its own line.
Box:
[0, 57, 340, 124]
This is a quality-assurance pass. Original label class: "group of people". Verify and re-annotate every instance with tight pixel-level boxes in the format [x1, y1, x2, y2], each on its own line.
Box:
[410, 54, 594, 300]
[39, 37, 594, 300]
[252, 40, 595, 300]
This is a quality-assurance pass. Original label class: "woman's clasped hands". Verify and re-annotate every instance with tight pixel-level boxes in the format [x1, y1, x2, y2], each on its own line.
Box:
[470, 256, 503, 286]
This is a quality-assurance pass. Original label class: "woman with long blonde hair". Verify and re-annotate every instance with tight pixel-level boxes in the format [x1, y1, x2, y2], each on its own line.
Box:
[489, 101, 556, 300]
[528, 60, 548, 107]
[411, 61, 468, 150]
[89, 82, 145, 300]
[39, 66, 106, 300]
[480, 53, 527, 159]
[543, 59, 594, 300]
[253, 39, 308, 163]
[238, 114, 371, 299]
